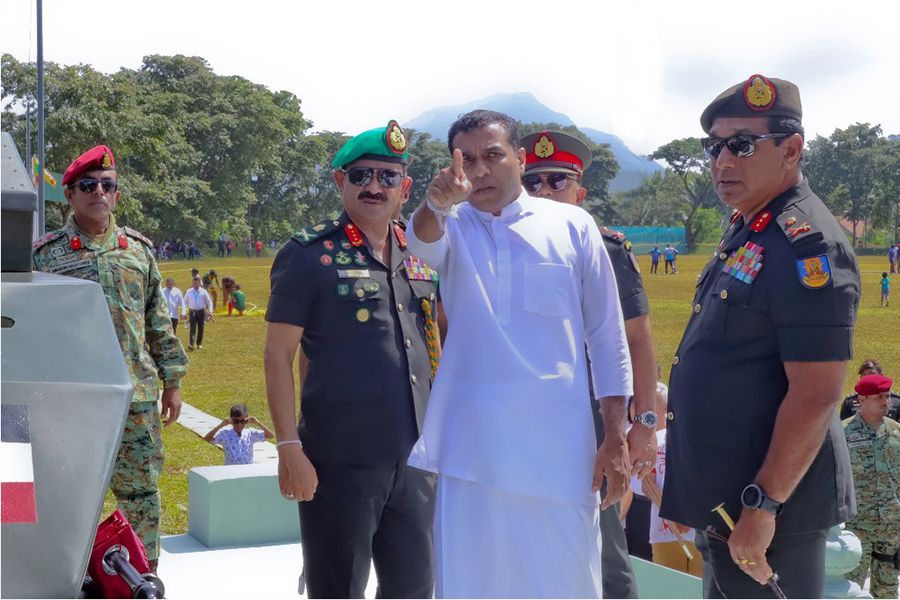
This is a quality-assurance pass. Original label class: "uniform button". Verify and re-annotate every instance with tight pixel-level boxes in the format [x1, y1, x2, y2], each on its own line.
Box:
[411, 375, 418, 384]
[720, 290, 728, 300]
[719, 252, 728, 260]
[405, 339, 412, 348]
[356, 289, 365, 298]
[667, 411, 674, 421]
[397, 303, 404, 312]
[430, 293, 435, 301]
[693, 303, 702, 313]
[672, 356, 680, 366]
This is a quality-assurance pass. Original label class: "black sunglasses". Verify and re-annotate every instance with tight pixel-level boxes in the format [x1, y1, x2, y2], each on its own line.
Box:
[701, 133, 791, 160]
[343, 167, 404, 189]
[232, 418, 249, 425]
[70, 178, 118, 194]
[521, 172, 579, 193]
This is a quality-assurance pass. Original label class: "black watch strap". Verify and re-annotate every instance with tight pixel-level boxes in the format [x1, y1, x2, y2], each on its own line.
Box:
[742, 484, 784, 516]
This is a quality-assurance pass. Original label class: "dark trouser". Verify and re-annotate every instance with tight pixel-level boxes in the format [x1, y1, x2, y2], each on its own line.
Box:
[665, 258, 675, 273]
[188, 309, 205, 346]
[695, 527, 827, 599]
[650, 259, 658, 274]
[592, 398, 638, 598]
[218, 243, 225, 257]
[170, 317, 178, 332]
[299, 461, 436, 599]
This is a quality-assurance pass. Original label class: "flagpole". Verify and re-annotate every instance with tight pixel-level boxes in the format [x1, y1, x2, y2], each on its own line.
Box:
[36, 0, 46, 235]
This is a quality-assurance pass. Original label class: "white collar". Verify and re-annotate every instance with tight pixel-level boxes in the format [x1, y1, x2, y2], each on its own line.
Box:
[472, 187, 528, 223]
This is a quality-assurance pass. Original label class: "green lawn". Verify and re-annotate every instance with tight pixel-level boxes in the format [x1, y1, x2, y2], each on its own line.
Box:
[106, 252, 898, 536]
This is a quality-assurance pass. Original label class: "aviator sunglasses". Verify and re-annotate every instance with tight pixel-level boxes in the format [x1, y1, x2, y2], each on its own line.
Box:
[343, 167, 404, 189]
[701, 133, 791, 160]
[69, 178, 118, 194]
[521, 172, 579, 193]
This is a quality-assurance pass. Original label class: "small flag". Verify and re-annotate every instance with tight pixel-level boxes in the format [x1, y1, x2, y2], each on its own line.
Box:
[32, 156, 58, 188]
[1, 405, 38, 524]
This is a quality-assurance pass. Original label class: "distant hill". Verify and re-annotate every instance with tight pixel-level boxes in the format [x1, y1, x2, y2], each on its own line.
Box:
[404, 92, 662, 193]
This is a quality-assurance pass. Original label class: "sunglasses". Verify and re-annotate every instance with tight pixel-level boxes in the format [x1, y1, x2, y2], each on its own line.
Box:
[521, 173, 579, 193]
[343, 167, 404, 189]
[232, 418, 249, 425]
[701, 133, 791, 160]
[69, 178, 118, 194]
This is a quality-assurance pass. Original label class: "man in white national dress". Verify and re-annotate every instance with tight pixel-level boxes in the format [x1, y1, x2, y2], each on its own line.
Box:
[406, 109, 633, 598]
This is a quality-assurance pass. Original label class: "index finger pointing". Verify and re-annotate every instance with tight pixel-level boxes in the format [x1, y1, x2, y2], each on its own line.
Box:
[452, 148, 465, 180]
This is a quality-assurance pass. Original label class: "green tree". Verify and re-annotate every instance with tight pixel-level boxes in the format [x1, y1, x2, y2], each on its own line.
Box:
[404, 128, 450, 218]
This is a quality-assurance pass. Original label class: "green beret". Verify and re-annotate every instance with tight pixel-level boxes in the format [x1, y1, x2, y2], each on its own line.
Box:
[700, 74, 802, 134]
[332, 120, 409, 169]
[521, 131, 592, 175]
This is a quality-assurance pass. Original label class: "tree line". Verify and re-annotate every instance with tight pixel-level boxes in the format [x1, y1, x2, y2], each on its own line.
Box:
[3, 53, 898, 251]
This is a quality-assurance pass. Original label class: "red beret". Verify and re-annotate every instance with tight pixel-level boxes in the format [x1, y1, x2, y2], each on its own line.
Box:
[854, 374, 892, 396]
[62, 145, 116, 187]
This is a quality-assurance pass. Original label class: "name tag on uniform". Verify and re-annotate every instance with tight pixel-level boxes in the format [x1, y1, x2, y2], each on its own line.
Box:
[337, 269, 370, 279]
[49, 258, 92, 274]
[847, 440, 873, 449]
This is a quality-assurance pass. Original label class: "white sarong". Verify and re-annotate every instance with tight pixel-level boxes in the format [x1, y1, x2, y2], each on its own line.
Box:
[435, 475, 602, 599]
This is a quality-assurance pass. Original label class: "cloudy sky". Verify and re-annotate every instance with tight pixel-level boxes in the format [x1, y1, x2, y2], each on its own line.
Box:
[2, 0, 898, 155]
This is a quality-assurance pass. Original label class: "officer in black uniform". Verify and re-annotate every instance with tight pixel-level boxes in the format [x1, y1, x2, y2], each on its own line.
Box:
[264, 121, 440, 599]
[660, 74, 859, 598]
[521, 130, 660, 599]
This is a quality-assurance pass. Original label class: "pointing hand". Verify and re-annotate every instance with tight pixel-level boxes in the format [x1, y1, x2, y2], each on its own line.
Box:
[426, 148, 472, 209]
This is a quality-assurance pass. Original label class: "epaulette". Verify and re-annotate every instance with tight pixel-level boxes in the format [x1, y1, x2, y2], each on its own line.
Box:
[775, 207, 823, 245]
[32, 229, 66, 250]
[392, 219, 407, 250]
[599, 227, 626, 245]
[292, 218, 342, 246]
[124, 227, 153, 247]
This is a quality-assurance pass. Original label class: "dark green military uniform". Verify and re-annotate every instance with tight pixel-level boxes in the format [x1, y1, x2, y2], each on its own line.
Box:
[843, 413, 900, 599]
[662, 73, 860, 600]
[32, 214, 188, 562]
[840, 391, 900, 422]
[266, 121, 439, 599]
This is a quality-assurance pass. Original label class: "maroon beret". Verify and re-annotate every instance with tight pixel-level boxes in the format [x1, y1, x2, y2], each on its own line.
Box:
[62, 145, 116, 187]
[854, 374, 892, 396]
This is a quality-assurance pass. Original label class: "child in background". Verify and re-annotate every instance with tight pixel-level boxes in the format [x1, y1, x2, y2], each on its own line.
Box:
[203, 404, 274, 465]
[229, 284, 247, 316]
[881, 272, 890, 307]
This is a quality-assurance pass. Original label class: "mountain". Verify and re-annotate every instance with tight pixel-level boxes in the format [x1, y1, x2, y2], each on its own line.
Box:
[404, 92, 662, 193]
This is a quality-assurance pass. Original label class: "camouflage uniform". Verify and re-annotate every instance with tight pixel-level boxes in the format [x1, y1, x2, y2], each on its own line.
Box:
[33, 215, 188, 561]
[843, 413, 900, 599]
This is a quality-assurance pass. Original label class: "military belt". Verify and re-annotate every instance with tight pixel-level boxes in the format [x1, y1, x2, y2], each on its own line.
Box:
[872, 549, 900, 569]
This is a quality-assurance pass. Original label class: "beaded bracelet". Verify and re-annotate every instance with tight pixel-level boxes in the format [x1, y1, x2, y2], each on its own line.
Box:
[276, 439, 302, 448]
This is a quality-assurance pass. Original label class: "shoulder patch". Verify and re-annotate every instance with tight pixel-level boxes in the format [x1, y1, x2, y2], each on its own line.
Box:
[124, 227, 153, 247]
[599, 227, 626, 245]
[32, 229, 66, 250]
[293, 218, 341, 246]
[776, 208, 822, 245]
[796, 254, 832, 289]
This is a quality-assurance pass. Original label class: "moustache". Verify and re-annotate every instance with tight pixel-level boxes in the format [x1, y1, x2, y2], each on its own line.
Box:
[358, 192, 387, 202]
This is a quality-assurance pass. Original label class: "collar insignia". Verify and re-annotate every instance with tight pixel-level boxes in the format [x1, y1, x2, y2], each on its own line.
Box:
[750, 211, 771, 232]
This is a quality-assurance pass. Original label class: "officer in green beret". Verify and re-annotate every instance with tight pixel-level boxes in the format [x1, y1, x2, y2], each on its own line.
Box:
[520, 130, 660, 599]
[264, 121, 440, 598]
[660, 74, 860, 598]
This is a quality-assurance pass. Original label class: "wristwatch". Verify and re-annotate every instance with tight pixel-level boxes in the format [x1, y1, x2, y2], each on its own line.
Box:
[634, 411, 658, 429]
[741, 484, 784, 516]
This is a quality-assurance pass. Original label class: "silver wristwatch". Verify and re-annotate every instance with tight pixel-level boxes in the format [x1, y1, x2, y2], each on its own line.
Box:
[635, 411, 658, 429]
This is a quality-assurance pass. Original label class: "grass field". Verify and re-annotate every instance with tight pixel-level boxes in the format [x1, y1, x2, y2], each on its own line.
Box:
[108, 251, 899, 536]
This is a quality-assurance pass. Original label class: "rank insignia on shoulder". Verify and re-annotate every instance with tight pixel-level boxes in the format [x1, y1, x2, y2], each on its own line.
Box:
[323, 240, 334, 251]
[796, 255, 832, 289]
[393, 222, 407, 249]
[123, 227, 152, 246]
[723, 242, 764, 284]
[777, 210, 820, 244]
[295, 228, 318, 243]
[404, 256, 439, 282]
[33, 230, 64, 249]
[599, 227, 625, 244]
[313, 223, 327, 232]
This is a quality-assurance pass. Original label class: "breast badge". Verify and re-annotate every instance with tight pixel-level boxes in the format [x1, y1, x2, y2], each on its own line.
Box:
[796, 255, 832, 289]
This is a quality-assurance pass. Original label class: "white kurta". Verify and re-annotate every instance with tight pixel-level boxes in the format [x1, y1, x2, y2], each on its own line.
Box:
[407, 191, 632, 597]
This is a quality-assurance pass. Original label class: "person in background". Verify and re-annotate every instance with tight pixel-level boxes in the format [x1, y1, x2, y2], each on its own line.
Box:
[202, 269, 220, 311]
[840, 359, 900, 421]
[204, 403, 275, 465]
[255, 239, 263, 258]
[162, 277, 186, 331]
[230, 284, 246, 316]
[270, 239, 277, 255]
[842, 374, 900, 599]
[663, 243, 678, 274]
[185, 275, 213, 351]
[887, 244, 896, 274]
[649, 245, 661, 275]
[880, 271, 890, 307]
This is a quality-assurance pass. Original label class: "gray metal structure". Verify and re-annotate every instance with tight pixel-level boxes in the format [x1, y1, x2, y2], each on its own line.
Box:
[1, 133, 134, 598]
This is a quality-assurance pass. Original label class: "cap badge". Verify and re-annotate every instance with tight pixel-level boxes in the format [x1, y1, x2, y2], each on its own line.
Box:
[101, 153, 112, 169]
[385, 120, 407, 154]
[743, 74, 776, 112]
[533, 133, 556, 159]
